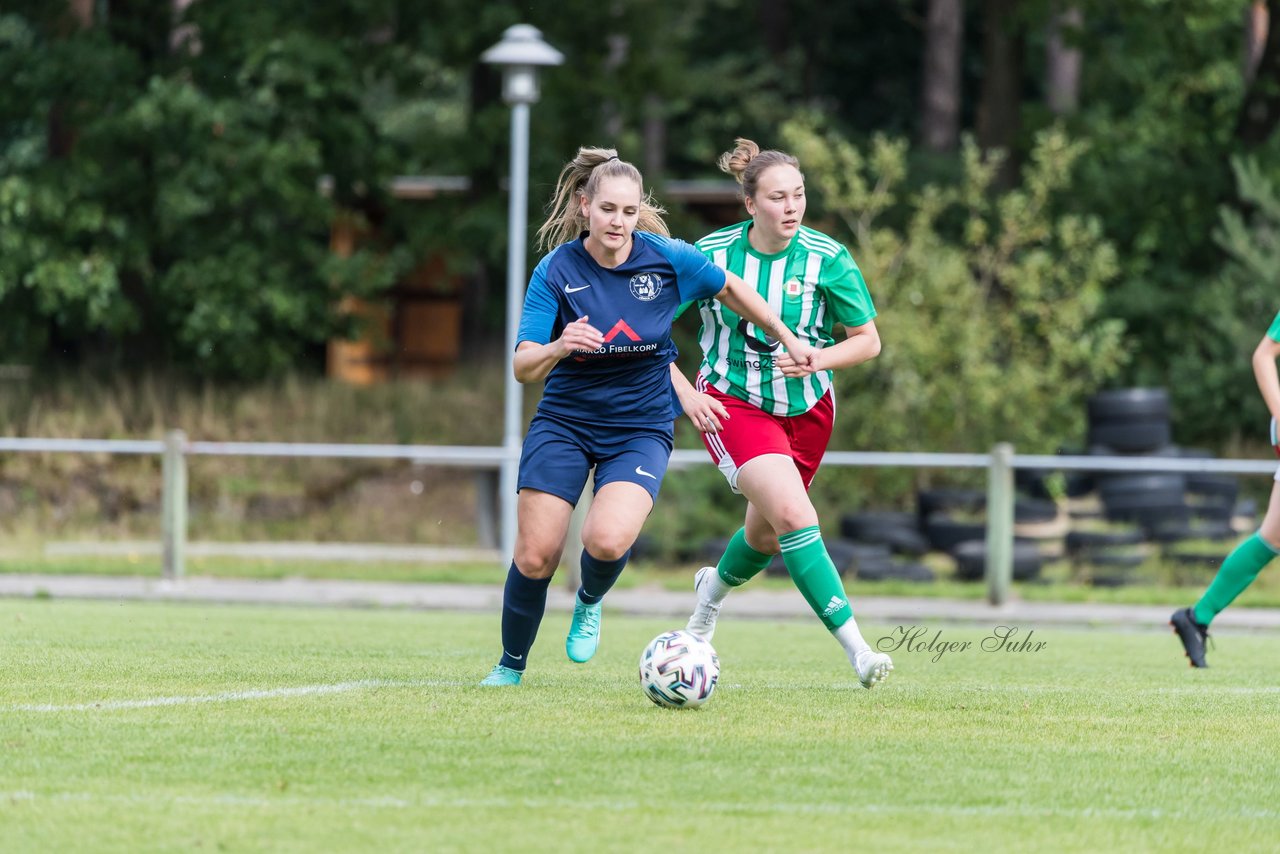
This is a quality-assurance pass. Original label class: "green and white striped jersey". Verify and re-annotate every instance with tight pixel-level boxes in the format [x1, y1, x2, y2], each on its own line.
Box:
[689, 221, 876, 416]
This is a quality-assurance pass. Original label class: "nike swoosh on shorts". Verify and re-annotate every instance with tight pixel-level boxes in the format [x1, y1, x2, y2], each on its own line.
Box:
[635, 466, 656, 479]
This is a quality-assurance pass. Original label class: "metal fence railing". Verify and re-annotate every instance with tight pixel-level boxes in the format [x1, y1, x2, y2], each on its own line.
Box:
[2, 434, 1275, 606]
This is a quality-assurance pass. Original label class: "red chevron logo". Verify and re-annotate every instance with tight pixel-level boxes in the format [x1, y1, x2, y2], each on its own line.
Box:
[603, 319, 641, 342]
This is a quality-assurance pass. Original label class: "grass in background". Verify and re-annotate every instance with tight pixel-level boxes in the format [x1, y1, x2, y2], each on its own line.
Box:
[0, 368, 516, 546]
[5, 547, 1280, 609]
[1, 599, 1277, 852]
[1, 368, 513, 445]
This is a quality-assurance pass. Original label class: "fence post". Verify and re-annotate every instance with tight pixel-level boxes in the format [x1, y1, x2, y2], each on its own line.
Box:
[161, 429, 187, 581]
[474, 470, 499, 550]
[986, 442, 1014, 605]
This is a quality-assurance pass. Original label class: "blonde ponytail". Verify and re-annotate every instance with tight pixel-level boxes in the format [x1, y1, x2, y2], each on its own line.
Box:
[535, 147, 668, 252]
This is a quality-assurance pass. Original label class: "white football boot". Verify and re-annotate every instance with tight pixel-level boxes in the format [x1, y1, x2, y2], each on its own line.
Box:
[685, 567, 722, 642]
[853, 650, 894, 689]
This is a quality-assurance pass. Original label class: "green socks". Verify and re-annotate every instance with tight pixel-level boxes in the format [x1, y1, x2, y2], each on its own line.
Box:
[778, 526, 852, 631]
[716, 527, 774, 587]
[1193, 532, 1279, 626]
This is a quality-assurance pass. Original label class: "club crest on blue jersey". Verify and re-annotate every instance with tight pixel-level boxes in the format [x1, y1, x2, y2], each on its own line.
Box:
[629, 272, 663, 301]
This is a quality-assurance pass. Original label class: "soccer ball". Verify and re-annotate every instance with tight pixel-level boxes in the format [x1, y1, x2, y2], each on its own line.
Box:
[638, 629, 719, 709]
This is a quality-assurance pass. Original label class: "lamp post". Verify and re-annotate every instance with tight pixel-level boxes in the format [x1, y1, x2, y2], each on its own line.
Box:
[482, 24, 564, 560]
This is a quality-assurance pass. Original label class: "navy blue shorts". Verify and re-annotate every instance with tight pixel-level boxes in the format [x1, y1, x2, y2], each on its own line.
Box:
[517, 412, 674, 507]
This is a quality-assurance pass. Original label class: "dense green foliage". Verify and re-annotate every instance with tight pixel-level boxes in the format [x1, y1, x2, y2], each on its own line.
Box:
[0, 4, 406, 376]
[786, 119, 1128, 455]
[3, 1, 1280, 443]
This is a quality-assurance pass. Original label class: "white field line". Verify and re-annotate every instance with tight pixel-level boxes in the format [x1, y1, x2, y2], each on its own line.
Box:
[5, 679, 462, 712]
[3, 790, 1278, 822]
[8, 679, 1280, 713]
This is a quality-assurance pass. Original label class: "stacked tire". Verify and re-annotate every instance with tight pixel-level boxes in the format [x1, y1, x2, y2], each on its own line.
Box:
[835, 511, 936, 582]
[1064, 527, 1146, 586]
[1088, 389, 1190, 536]
[1081, 388, 1241, 581]
[915, 488, 1044, 582]
[1087, 388, 1171, 452]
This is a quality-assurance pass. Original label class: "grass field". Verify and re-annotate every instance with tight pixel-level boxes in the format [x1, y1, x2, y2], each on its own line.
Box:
[2, 599, 1277, 852]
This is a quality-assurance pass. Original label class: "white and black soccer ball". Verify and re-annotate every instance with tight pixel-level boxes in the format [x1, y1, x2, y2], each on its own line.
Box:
[638, 629, 719, 709]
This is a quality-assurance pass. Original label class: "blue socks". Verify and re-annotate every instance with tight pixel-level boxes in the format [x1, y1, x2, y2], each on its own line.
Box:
[496, 549, 631, 672]
[576, 548, 631, 605]
[498, 563, 551, 672]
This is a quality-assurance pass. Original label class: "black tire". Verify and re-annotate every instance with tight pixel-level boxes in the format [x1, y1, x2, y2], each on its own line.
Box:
[840, 520, 931, 556]
[1015, 498, 1059, 523]
[924, 514, 987, 553]
[889, 561, 937, 583]
[630, 533, 656, 562]
[877, 526, 932, 556]
[857, 560, 936, 583]
[1080, 555, 1141, 588]
[1185, 473, 1238, 501]
[1088, 576, 1128, 588]
[1064, 529, 1144, 554]
[1015, 468, 1056, 501]
[1086, 388, 1170, 421]
[839, 510, 920, 540]
[1163, 551, 1226, 569]
[1186, 495, 1235, 523]
[1098, 472, 1189, 530]
[1078, 550, 1147, 568]
[1087, 420, 1172, 453]
[1062, 474, 1095, 498]
[765, 553, 788, 577]
[1068, 507, 1106, 521]
[1097, 472, 1186, 498]
[699, 537, 733, 565]
[916, 488, 985, 523]
[950, 539, 1042, 581]
[1013, 468, 1092, 500]
[840, 540, 890, 576]
[1103, 500, 1192, 532]
[1148, 519, 1235, 544]
[852, 557, 900, 581]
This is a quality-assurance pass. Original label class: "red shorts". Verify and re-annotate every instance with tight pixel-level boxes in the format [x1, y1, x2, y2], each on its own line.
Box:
[695, 375, 835, 493]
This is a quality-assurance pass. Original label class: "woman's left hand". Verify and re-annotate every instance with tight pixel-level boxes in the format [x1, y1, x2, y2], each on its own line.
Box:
[684, 392, 730, 434]
[775, 345, 820, 377]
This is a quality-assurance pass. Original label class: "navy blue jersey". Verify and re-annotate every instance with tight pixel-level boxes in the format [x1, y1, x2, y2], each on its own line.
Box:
[517, 230, 726, 426]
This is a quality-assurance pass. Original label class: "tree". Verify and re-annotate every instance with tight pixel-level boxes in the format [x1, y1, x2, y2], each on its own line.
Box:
[921, 0, 964, 151]
[976, 0, 1024, 186]
[1237, 0, 1280, 145]
[1045, 5, 1082, 116]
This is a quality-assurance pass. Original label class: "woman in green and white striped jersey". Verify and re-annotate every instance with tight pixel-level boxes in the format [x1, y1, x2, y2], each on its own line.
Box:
[671, 138, 893, 688]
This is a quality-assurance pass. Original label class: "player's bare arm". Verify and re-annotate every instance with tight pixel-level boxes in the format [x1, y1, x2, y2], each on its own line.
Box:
[513, 315, 605, 383]
[775, 320, 881, 378]
[715, 271, 815, 368]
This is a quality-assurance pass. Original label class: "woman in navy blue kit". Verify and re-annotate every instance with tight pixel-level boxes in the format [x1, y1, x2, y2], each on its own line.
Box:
[481, 147, 814, 686]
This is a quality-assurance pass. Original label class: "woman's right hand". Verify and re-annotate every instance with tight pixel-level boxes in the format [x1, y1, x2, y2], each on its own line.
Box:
[558, 315, 604, 357]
